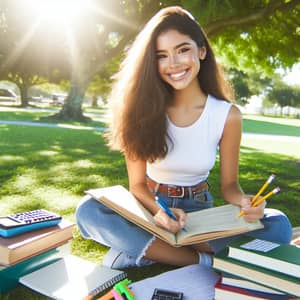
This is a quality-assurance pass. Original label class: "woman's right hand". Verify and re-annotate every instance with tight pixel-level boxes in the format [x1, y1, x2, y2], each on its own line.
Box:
[153, 208, 187, 233]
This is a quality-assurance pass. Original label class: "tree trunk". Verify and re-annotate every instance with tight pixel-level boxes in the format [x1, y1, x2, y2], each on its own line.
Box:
[92, 94, 98, 107]
[54, 79, 89, 121]
[19, 85, 29, 107]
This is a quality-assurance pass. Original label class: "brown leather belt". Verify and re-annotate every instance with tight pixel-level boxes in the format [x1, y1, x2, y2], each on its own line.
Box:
[147, 178, 208, 198]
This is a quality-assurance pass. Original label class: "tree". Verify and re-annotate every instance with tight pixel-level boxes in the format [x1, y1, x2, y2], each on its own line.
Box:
[0, 0, 299, 117]
[32, 0, 300, 120]
[266, 80, 300, 108]
[0, 0, 69, 107]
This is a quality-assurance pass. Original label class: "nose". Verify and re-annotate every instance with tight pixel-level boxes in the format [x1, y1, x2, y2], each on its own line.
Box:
[169, 54, 179, 67]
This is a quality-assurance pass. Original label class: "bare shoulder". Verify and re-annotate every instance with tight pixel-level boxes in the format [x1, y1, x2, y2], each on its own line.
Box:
[227, 104, 242, 121]
[222, 104, 242, 137]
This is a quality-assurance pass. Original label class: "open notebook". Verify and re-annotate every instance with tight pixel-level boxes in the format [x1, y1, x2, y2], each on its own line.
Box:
[19, 255, 127, 300]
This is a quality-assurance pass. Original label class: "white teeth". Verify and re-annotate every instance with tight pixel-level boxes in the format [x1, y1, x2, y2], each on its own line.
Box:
[170, 70, 186, 79]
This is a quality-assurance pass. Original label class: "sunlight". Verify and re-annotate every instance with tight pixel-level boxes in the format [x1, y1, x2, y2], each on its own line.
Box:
[27, 0, 91, 24]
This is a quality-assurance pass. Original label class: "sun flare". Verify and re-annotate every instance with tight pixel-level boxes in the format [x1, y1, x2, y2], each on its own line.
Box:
[25, 0, 91, 24]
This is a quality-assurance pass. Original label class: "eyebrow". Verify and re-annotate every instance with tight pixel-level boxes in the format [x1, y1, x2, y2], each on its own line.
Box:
[156, 42, 192, 53]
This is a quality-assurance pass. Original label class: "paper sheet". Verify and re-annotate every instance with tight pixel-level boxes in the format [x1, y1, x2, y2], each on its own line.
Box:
[129, 264, 219, 300]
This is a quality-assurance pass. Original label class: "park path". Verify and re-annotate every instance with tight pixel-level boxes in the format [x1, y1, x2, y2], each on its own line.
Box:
[1, 120, 300, 144]
[0, 106, 299, 142]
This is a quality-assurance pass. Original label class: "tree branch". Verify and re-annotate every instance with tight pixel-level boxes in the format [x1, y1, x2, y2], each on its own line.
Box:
[205, 0, 300, 36]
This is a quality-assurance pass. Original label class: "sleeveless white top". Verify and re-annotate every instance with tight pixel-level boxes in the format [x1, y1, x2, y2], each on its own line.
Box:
[146, 95, 232, 186]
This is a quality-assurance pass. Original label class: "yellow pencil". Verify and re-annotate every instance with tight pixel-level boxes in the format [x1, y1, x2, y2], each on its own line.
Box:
[252, 187, 280, 207]
[251, 174, 276, 204]
[237, 186, 280, 218]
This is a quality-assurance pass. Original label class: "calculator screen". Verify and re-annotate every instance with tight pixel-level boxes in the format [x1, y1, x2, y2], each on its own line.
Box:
[0, 217, 20, 228]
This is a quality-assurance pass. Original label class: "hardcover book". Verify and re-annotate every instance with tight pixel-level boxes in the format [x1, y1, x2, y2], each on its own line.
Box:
[214, 284, 293, 300]
[0, 247, 66, 293]
[213, 249, 300, 297]
[0, 219, 74, 266]
[227, 237, 300, 279]
[86, 185, 263, 246]
[215, 275, 296, 300]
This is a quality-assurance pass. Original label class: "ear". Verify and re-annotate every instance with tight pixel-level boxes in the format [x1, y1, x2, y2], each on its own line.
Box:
[199, 47, 206, 60]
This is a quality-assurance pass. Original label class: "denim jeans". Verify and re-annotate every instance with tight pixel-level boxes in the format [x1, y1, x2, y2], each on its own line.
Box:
[75, 190, 292, 259]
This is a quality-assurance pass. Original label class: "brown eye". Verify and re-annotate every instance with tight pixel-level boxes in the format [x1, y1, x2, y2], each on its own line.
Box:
[156, 54, 167, 60]
[179, 47, 190, 53]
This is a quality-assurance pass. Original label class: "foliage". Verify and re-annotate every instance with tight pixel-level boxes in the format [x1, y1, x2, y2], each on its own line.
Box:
[265, 80, 300, 107]
[0, 1, 70, 107]
[0, 0, 299, 117]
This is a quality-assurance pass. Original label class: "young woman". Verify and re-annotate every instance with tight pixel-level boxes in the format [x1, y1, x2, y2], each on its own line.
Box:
[76, 6, 292, 269]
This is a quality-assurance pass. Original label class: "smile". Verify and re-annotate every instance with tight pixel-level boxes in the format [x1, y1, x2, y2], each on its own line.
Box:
[169, 69, 188, 80]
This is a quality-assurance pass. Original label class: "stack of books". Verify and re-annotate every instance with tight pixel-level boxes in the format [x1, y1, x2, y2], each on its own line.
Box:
[0, 218, 74, 293]
[213, 236, 300, 299]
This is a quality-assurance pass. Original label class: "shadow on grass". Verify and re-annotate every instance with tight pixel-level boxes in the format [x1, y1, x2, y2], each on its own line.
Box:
[0, 124, 127, 216]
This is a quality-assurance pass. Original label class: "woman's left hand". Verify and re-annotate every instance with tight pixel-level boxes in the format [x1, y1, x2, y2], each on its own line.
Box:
[239, 194, 266, 222]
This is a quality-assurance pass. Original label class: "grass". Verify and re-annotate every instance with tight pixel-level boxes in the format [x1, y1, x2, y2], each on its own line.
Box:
[0, 107, 299, 299]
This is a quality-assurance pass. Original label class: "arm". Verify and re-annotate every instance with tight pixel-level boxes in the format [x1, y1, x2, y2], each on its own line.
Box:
[219, 105, 264, 221]
[125, 153, 158, 215]
[125, 153, 186, 232]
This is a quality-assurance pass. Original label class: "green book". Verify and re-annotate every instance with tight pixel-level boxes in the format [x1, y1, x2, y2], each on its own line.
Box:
[213, 249, 300, 297]
[0, 248, 63, 293]
[227, 236, 300, 279]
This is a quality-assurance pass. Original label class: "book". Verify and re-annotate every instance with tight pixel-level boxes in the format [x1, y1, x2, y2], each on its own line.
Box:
[213, 249, 300, 297]
[19, 254, 127, 300]
[0, 219, 74, 266]
[227, 237, 300, 279]
[215, 284, 297, 300]
[215, 275, 296, 299]
[220, 274, 288, 295]
[0, 245, 67, 293]
[86, 185, 263, 246]
[129, 264, 219, 300]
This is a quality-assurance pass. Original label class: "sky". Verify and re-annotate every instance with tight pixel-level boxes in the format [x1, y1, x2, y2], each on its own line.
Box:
[282, 63, 300, 86]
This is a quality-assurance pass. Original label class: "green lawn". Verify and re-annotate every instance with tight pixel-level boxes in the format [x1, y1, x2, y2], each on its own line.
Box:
[0, 108, 299, 299]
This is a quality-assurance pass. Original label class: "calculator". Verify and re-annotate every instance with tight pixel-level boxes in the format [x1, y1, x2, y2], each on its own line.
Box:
[151, 288, 183, 300]
[0, 209, 62, 238]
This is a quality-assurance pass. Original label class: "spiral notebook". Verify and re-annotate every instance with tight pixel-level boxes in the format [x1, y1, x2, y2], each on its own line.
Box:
[19, 254, 127, 300]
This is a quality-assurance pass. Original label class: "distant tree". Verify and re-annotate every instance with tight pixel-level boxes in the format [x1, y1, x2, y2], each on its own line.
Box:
[266, 81, 300, 108]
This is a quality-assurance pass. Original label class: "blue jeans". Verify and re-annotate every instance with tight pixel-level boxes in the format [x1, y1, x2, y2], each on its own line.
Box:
[75, 190, 292, 258]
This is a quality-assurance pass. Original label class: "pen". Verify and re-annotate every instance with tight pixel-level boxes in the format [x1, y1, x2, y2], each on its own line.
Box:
[237, 187, 280, 218]
[155, 197, 187, 232]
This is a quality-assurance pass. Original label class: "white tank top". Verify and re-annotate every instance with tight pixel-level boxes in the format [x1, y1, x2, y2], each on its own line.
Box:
[146, 95, 232, 186]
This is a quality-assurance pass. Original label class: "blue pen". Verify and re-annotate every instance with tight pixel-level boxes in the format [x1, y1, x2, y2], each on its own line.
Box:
[155, 197, 187, 232]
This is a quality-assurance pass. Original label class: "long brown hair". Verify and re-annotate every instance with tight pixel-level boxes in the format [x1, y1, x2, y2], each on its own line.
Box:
[107, 6, 233, 162]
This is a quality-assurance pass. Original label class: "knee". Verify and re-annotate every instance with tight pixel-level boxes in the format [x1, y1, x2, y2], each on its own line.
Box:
[263, 209, 293, 243]
[75, 195, 98, 223]
[75, 196, 106, 238]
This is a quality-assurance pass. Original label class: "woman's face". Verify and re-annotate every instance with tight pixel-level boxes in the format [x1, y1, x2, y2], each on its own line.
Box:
[156, 29, 206, 91]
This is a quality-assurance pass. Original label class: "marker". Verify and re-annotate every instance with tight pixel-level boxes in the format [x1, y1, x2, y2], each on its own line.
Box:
[155, 197, 187, 231]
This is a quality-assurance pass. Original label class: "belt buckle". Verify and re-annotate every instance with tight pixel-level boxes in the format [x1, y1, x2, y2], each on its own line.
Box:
[167, 186, 185, 198]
